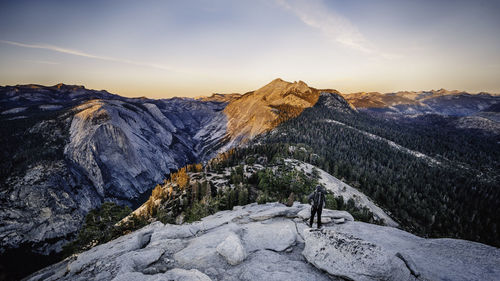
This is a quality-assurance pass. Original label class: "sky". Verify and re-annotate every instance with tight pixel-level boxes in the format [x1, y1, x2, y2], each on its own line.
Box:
[1, 0, 500, 98]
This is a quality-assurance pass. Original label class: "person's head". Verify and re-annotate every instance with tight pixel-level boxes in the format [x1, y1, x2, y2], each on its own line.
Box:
[315, 185, 322, 192]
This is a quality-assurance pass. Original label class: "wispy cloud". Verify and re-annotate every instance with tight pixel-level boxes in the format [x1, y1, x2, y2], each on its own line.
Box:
[0, 40, 177, 71]
[276, 0, 399, 59]
[276, 0, 371, 52]
[25, 59, 59, 65]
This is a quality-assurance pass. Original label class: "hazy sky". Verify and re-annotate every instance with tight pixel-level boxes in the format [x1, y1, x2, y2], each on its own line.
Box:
[1, 0, 500, 98]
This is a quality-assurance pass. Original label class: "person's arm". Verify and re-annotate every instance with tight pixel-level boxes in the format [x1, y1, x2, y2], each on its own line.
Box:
[307, 193, 314, 204]
[322, 190, 326, 208]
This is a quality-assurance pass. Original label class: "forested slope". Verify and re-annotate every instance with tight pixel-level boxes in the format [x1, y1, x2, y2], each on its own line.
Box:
[257, 92, 500, 246]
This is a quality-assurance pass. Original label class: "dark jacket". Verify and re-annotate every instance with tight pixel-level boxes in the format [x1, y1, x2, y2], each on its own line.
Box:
[308, 187, 326, 209]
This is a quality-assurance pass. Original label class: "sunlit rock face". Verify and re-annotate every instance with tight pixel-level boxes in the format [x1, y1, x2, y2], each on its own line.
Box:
[0, 84, 230, 256]
[223, 79, 321, 145]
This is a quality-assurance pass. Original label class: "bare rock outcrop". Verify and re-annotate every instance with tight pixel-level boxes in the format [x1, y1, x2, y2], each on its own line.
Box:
[26, 202, 500, 281]
[303, 222, 500, 281]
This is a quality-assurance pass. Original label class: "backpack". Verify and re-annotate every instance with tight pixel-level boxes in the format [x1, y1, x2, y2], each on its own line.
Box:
[313, 190, 324, 208]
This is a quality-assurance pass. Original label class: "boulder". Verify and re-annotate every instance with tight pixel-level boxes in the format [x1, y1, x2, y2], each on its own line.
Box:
[297, 207, 353, 222]
[242, 220, 296, 252]
[112, 268, 212, 281]
[216, 233, 247, 265]
[302, 228, 416, 281]
[163, 268, 213, 281]
[248, 204, 303, 221]
[220, 250, 332, 281]
[173, 224, 241, 269]
[303, 222, 500, 281]
[332, 217, 345, 224]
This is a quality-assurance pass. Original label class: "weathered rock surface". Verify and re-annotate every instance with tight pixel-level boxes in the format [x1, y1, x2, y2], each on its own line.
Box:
[216, 232, 247, 265]
[26, 202, 500, 281]
[303, 222, 500, 281]
[297, 206, 354, 222]
[242, 220, 297, 252]
[24, 203, 337, 281]
[112, 268, 212, 281]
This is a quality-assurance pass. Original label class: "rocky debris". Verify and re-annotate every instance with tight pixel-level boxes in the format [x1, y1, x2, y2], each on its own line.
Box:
[26, 202, 500, 281]
[303, 222, 500, 281]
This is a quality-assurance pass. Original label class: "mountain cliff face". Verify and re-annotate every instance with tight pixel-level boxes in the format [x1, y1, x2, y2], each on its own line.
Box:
[0, 85, 230, 261]
[25, 202, 500, 281]
[223, 79, 322, 144]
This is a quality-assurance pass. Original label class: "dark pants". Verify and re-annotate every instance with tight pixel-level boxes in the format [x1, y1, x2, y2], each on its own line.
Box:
[309, 206, 322, 228]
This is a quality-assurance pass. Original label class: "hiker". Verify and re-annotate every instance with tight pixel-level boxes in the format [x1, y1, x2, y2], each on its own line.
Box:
[308, 185, 326, 228]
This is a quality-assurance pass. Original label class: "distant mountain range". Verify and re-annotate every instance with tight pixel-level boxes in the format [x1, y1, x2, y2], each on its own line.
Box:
[344, 89, 499, 116]
[1, 80, 499, 280]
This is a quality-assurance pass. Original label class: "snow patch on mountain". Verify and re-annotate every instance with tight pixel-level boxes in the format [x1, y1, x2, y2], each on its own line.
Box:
[1, 107, 27, 114]
[39, 104, 64, 111]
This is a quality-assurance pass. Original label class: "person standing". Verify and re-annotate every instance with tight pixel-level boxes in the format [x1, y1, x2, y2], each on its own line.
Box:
[308, 185, 326, 228]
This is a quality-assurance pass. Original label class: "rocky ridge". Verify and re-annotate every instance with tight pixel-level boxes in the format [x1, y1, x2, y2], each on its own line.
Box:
[0, 85, 231, 257]
[25, 202, 500, 281]
[344, 90, 500, 116]
[127, 154, 396, 228]
[223, 79, 321, 144]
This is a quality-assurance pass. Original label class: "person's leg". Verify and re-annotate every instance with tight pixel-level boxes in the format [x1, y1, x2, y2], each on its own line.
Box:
[309, 207, 316, 227]
[317, 207, 322, 228]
